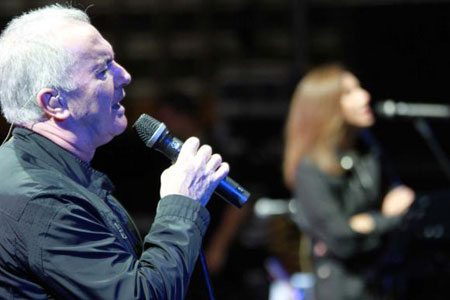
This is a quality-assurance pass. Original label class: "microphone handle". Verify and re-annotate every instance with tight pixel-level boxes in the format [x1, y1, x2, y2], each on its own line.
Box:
[155, 133, 250, 208]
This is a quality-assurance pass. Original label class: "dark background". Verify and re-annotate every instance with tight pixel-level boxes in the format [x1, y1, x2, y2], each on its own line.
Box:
[1, 0, 449, 299]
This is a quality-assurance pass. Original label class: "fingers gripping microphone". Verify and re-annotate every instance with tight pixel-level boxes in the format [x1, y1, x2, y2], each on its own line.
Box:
[133, 114, 250, 208]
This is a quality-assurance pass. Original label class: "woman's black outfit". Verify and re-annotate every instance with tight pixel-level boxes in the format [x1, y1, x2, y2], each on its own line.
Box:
[293, 147, 401, 300]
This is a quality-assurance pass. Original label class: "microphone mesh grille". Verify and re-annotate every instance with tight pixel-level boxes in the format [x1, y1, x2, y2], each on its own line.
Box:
[133, 114, 161, 146]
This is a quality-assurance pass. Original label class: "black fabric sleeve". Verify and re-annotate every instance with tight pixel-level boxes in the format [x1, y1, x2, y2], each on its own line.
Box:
[33, 194, 209, 300]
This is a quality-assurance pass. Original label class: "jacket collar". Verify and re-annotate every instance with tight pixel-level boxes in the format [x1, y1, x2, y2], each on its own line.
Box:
[11, 127, 115, 196]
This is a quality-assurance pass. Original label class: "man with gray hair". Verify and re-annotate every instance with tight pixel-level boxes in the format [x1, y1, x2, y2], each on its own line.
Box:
[0, 4, 228, 299]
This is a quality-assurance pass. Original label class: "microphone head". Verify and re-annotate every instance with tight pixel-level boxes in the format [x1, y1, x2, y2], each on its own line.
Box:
[374, 99, 396, 118]
[133, 114, 167, 148]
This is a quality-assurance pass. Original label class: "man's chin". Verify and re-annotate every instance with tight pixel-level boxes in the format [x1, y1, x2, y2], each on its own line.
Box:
[115, 121, 128, 136]
[105, 117, 127, 140]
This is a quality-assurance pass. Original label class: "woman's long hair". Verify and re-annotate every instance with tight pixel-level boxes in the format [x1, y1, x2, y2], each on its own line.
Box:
[283, 64, 355, 190]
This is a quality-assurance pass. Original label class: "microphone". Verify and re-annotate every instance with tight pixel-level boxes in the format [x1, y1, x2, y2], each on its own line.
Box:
[133, 114, 250, 209]
[253, 197, 296, 218]
[375, 99, 450, 119]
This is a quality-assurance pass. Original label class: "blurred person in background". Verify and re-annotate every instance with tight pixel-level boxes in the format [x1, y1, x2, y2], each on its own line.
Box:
[283, 63, 415, 300]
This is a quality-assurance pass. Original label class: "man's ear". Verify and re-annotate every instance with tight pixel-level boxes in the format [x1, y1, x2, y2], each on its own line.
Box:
[36, 88, 70, 121]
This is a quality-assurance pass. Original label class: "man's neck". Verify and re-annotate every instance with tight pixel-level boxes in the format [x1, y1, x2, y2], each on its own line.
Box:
[25, 120, 95, 163]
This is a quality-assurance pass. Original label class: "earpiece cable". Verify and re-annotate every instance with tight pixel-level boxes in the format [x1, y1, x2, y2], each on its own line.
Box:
[1, 93, 41, 146]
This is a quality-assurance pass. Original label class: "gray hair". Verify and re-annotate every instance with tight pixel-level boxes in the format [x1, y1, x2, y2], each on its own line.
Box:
[0, 4, 91, 124]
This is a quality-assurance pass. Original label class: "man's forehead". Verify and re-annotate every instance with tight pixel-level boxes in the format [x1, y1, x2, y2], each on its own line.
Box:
[58, 22, 113, 61]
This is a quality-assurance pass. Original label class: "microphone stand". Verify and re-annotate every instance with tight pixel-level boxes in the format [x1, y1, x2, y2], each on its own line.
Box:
[413, 118, 450, 184]
[199, 249, 216, 300]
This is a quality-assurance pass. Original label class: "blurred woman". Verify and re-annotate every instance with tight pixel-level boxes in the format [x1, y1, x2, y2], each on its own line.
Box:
[283, 63, 414, 300]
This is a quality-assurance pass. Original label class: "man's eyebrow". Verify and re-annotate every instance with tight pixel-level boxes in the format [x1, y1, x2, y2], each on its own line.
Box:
[101, 53, 114, 62]
[92, 54, 113, 70]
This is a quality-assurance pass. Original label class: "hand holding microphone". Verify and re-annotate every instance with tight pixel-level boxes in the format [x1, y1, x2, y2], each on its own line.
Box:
[133, 114, 250, 208]
[160, 137, 229, 207]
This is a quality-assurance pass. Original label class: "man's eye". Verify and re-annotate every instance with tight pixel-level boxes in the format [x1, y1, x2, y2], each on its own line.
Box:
[97, 68, 108, 78]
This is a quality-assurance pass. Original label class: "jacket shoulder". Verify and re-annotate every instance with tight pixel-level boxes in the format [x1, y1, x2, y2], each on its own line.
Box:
[0, 145, 84, 221]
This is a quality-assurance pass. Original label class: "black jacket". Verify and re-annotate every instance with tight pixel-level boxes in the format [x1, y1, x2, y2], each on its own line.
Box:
[0, 127, 210, 300]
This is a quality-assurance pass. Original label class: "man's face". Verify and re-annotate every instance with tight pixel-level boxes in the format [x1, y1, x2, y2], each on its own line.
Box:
[62, 22, 131, 147]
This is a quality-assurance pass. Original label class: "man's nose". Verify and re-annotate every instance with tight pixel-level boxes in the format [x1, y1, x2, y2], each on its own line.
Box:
[114, 62, 132, 86]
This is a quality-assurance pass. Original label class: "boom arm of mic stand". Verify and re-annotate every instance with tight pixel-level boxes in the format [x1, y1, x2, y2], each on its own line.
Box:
[413, 118, 450, 184]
